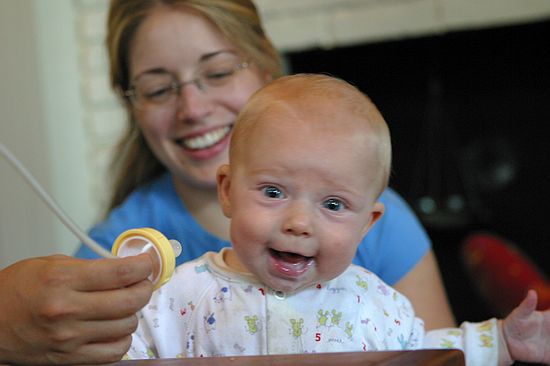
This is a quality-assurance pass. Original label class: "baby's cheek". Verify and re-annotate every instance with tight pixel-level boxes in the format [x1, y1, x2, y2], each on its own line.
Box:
[316, 255, 350, 282]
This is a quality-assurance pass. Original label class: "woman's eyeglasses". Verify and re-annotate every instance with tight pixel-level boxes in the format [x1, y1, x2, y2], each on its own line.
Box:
[124, 55, 250, 110]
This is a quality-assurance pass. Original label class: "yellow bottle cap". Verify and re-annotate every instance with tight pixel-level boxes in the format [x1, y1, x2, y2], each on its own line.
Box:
[112, 228, 178, 290]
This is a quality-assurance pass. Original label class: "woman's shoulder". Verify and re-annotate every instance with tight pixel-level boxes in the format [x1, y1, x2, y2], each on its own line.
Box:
[79, 173, 187, 257]
[378, 187, 416, 216]
[365, 187, 429, 242]
[107, 173, 183, 220]
[125, 172, 177, 204]
[352, 188, 431, 284]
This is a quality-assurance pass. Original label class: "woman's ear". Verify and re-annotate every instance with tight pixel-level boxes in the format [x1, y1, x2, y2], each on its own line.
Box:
[361, 202, 385, 237]
[217, 164, 232, 218]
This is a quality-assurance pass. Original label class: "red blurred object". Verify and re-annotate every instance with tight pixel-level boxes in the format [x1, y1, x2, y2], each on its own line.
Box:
[461, 232, 550, 317]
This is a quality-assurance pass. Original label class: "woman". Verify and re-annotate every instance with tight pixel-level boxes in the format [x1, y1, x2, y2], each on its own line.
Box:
[0, 0, 454, 364]
[78, 0, 454, 329]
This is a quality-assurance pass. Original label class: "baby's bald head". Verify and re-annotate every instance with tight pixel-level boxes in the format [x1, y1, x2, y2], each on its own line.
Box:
[230, 74, 392, 197]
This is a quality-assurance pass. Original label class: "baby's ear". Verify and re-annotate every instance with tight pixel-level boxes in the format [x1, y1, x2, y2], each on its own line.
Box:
[361, 202, 385, 237]
[217, 164, 232, 218]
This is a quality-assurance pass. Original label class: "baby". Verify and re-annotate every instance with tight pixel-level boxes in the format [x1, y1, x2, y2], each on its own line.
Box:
[127, 74, 550, 366]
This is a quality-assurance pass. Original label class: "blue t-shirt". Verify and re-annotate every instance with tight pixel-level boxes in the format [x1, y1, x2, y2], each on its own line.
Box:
[75, 173, 430, 285]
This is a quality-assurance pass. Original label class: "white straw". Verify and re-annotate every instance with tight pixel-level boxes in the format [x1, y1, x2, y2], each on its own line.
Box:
[0, 141, 115, 258]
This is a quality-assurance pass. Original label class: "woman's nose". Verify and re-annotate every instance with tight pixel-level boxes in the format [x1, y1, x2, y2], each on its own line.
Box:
[175, 83, 213, 122]
[283, 202, 314, 237]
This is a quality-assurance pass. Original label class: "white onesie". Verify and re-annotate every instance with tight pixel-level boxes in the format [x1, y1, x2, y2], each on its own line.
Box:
[127, 248, 499, 366]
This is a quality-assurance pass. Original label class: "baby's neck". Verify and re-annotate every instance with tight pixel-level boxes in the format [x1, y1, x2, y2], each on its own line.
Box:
[222, 248, 249, 273]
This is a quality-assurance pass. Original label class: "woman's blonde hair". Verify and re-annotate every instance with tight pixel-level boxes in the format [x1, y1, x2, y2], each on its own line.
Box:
[105, 0, 283, 214]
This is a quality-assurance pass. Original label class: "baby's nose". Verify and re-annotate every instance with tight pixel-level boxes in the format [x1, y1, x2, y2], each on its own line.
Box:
[282, 202, 314, 237]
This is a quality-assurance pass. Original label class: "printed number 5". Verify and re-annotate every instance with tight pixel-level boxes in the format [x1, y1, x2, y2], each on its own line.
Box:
[315, 333, 321, 342]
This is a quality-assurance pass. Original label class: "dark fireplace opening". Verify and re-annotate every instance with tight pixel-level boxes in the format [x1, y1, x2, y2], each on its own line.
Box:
[286, 20, 550, 323]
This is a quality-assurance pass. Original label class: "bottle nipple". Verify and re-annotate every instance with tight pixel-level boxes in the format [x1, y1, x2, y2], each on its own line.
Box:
[170, 239, 182, 257]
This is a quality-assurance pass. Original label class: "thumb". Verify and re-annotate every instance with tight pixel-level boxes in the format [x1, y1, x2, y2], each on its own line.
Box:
[513, 290, 538, 318]
[502, 290, 537, 336]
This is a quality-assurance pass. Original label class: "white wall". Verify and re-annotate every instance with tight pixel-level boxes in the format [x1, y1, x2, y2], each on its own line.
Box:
[0, 0, 94, 268]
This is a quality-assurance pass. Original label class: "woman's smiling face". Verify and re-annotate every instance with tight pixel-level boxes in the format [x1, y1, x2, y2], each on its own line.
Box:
[129, 6, 269, 188]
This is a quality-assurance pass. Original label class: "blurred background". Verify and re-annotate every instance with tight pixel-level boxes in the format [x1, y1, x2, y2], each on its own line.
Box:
[1, 0, 549, 324]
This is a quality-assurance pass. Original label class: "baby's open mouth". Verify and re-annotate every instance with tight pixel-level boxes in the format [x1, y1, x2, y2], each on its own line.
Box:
[269, 249, 314, 276]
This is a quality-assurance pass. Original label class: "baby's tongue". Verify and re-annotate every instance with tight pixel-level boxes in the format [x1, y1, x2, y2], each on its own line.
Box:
[272, 250, 313, 276]
[278, 251, 307, 263]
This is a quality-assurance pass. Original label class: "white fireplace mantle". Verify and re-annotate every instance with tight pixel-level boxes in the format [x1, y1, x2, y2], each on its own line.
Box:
[255, 0, 550, 52]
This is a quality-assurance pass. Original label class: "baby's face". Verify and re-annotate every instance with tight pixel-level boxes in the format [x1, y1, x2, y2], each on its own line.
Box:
[218, 108, 384, 293]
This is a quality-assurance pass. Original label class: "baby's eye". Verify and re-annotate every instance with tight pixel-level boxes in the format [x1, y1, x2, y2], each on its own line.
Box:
[262, 186, 283, 199]
[323, 198, 345, 211]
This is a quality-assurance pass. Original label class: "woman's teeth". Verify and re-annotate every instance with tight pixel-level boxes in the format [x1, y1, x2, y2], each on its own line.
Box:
[181, 126, 230, 150]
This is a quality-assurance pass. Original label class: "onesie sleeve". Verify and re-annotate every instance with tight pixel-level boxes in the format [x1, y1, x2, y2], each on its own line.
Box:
[423, 318, 499, 366]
